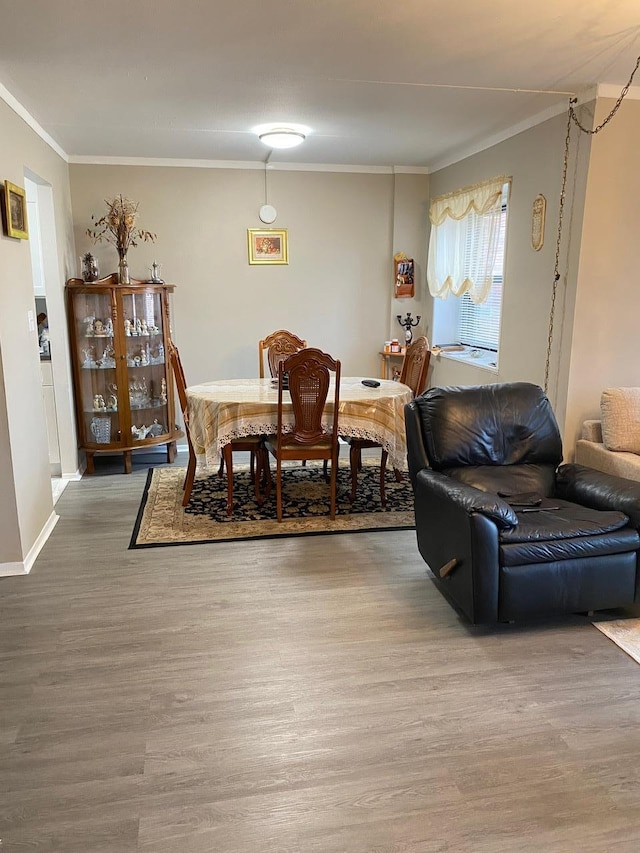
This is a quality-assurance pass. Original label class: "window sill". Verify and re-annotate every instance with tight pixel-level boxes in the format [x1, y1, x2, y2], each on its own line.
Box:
[433, 346, 499, 373]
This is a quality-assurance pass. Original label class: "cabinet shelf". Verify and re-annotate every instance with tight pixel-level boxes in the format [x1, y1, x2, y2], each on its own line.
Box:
[129, 400, 167, 411]
[82, 364, 117, 370]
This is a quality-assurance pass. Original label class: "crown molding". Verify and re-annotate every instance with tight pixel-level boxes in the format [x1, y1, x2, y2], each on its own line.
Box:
[393, 165, 430, 174]
[0, 83, 68, 161]
[597, 83, 640, 101]
[69, 156, 427, 174]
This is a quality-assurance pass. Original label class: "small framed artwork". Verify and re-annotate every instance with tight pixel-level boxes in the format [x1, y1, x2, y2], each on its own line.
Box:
[248, 228, 288, 265]
[531, 194, 546, 251]
[2, 180, 29, 240]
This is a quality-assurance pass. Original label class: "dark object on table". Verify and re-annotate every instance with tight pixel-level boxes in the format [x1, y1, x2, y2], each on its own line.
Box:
[362, 379, 380, 388]
[405, 382, 640, 624]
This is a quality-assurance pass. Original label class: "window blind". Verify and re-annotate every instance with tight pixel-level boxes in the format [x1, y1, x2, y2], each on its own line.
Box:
[457, 192, 508, 350]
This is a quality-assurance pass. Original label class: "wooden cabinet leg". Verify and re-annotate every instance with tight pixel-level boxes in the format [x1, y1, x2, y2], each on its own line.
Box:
[167, 441, 177, 463]
[85, 451, 95, 475]
[123, 450, 132, 474]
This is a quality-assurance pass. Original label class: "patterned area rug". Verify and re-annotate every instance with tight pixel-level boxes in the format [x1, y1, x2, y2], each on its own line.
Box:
[130, 460, 415, 547]
[593, 618, 640, 665]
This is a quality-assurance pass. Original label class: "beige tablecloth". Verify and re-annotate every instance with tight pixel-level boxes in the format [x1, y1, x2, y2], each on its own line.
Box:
[187, 377, 413, 470]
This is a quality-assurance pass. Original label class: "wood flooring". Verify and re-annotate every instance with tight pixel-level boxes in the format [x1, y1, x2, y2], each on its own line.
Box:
[2, 456, 640, 851]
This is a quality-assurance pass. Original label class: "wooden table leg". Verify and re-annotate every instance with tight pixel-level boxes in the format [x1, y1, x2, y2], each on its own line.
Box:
[123, 450, 132, 474]
[224, 444, 234, 516]
[166, 440, 177, 463]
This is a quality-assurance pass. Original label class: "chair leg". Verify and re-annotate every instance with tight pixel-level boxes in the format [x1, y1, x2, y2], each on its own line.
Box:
[250, 449, 255, 483]
[224, 444, 234, 516]
[182, 452, 196, 507]
[276, 457, 283, 522]
[349, 443, 360, 503]
[380, 449, 388, 509]
[330, 450, 338, 520]
[217, 454, 224, 478]
[262, 448, 272, 498]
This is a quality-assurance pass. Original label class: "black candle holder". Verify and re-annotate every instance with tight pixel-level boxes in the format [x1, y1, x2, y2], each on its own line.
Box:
[397, 312, 421, 346]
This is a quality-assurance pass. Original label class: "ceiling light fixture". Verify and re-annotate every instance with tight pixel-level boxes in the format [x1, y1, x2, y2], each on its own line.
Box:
[258, 128, 306, 149]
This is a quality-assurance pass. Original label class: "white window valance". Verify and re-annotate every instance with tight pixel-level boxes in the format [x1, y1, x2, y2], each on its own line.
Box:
[427, 175, 510, 303]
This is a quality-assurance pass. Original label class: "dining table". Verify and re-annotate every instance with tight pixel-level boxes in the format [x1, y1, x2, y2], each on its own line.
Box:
[186, 376, 414, 472]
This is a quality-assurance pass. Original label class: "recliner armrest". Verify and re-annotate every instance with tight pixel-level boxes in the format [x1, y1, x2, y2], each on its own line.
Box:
[405, 400, 430, 484]
[416, 469, 518, 529]
[556, 463, 640, 528]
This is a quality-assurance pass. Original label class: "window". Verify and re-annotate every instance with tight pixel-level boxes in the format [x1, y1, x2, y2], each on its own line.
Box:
[458, 194, 507, 351]
[429, 178, 510, 366]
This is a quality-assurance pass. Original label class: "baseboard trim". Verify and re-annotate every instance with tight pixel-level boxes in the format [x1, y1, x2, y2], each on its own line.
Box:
[0, 511, 59, 577]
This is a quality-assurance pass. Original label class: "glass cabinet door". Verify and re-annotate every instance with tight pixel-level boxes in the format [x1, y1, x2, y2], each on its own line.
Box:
[69, 289, 121, 447]
[119, 288, 170, 444]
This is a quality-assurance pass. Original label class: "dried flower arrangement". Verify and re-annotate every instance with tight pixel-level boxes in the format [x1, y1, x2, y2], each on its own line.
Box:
[86, 196, 156, 282]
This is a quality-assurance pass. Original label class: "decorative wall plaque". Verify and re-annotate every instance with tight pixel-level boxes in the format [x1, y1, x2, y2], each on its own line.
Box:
[531, 194, 546, 251]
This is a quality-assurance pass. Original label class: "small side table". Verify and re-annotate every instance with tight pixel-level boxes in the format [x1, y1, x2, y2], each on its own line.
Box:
[379, 350, 405, 380]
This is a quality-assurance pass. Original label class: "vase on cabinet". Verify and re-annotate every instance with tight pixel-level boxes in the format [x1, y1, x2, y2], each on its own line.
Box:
[118, 255, 130, 284]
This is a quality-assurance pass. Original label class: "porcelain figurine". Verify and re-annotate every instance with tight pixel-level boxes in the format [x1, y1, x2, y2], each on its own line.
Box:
[124, 319, 132, 336]
[160, 378, 167, 403]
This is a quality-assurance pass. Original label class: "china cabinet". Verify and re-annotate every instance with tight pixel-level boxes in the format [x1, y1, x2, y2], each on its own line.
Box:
[66, 273, 182, 474]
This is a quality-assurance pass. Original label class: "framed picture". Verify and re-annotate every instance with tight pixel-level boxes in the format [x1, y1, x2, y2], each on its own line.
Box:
[247, 228, 288, 265]
[2, 180, 29, 240]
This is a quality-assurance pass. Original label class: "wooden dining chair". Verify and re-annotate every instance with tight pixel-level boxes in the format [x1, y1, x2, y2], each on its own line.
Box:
[168, 340, 197, 507]
[168, 341, 265, 514]
[265, 347, 341, 522]
[346, 335, 431, 508]
[258, 329, 307, 378]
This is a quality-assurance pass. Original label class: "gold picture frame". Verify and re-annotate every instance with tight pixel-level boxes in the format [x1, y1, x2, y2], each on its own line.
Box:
[247, 228, 288, 265]
[2, 180, 29, 240]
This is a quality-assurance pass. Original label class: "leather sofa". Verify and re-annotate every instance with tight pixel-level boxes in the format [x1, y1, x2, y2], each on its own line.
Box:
[405, 382, 640, 624]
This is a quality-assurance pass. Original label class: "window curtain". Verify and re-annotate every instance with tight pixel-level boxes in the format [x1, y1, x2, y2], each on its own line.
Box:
[427, 175, 509, 304]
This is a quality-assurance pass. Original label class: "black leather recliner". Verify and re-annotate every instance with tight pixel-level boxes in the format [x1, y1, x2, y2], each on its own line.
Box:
[405, 382, 640, 624]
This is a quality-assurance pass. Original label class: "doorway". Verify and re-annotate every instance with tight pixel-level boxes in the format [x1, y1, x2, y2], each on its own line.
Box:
[24, 173, 77, 503]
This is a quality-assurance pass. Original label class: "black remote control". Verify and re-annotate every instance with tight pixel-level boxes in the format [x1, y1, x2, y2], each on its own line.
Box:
[362, 379, 381, 388]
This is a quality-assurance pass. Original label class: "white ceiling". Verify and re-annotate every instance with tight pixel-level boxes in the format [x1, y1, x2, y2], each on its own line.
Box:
[1, 0, 639, 170]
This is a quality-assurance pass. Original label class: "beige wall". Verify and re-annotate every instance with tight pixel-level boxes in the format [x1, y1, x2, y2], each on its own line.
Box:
[563, 97, 640, 454]
[424, 111, 592, 435]
[391, 173, 430, 347]
[70, 166, 429, 385]
[0, 98, 75, 568]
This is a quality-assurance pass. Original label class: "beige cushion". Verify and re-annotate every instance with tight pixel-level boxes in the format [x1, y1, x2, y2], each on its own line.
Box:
[581, 419, 603, 443]
[601, 388, 640, 454]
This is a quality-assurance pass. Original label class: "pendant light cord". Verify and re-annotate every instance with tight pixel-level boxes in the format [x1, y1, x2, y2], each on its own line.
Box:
[544, 53, 640, 395]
